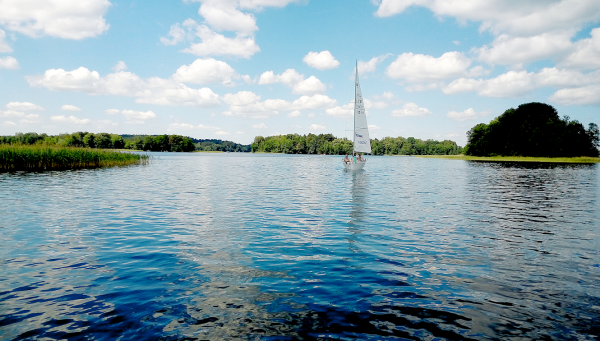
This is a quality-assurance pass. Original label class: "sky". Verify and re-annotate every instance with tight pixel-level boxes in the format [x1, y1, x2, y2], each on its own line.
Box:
[1, 0, 599, 146]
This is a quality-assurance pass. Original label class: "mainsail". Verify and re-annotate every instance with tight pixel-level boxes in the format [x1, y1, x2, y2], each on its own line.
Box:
[353, 64, 371, 153]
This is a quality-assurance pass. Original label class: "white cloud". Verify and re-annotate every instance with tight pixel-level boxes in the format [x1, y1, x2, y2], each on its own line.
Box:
[222, 91, 336, 118]
[0, 56, 19, 69]
[258, 69, 326, 95]
[447, 108, 487, 121]
[50, 115, 90, 125]
[355, 54, 391, 76]
[443, 67, 600, 98]
[291, 94, 336, 110]
[253, 123, 267, 129]
[182, 24, 260, 58]
[169, 123, 196, 130]
[475, 32, 574, 66]
[386, 52, 471, 83]
[550, 85, 600, 105]
[288, 110, 301, 117]
[112, 61, 127, 72]
[61, 104, 81, 111]
[0, 29, 11, 52]
[3, 121, 16, 126]
[373, 0, 600, 37]
[198, 123, 220, 130]
[28, 67, 221, 107]
[369, 124, 381, 131]
[215, 130, 230, 136]
[0, 0, 111, 39]
[199, 3, 258, 34]
[162, 18, 259, 58]
[309, 123, 326, 131]
[6, 102, 44, 111]
[559, 27, 600, 70]
[96, 119, 118, 127]
[105, 109, 156, 124]
[391, 103, 432, 117]
[303, 50, 340, 70]
[325, 102, 353, 119]
[173, 58, 237, 85]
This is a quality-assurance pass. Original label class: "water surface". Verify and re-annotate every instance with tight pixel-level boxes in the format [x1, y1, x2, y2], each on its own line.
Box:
[1, 154, 599, 340]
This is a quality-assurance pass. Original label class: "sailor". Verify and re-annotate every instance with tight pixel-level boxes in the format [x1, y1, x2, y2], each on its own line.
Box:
[343, 154, 350, 164]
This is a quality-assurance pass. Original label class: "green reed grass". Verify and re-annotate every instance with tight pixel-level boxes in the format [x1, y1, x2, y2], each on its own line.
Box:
[0, 145, 149, 171]
[415, 154, 600, 163]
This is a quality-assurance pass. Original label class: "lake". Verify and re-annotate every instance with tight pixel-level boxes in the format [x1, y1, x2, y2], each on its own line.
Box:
[1, 153, 599, 340]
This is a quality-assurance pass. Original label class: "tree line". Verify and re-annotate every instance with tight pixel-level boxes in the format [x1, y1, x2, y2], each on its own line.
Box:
[251, 134, 463, 155]
[0, 132, 250, 153]
[465, 102, 599, 157]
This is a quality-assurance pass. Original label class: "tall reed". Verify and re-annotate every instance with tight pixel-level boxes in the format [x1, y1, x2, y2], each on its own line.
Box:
[0, 145, 149, 171]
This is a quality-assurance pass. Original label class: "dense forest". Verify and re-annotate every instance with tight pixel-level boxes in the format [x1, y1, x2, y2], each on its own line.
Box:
[464, 102, 600, 157]
[251, 134, 463, 155]
[0, 132, 250, 152]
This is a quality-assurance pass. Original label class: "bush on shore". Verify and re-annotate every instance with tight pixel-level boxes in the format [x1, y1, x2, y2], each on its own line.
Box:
[0, 145, 148, 171]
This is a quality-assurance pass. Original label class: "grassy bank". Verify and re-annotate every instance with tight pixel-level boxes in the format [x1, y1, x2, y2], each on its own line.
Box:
[415, 155, 600, 163]
[0, 145, 149, 171]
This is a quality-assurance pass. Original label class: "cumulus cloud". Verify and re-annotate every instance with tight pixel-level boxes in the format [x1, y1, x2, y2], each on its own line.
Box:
[169, 123, 196, 130]
[550, 85, 600, 105]
[198, 123, 220, 130]
[222, 91, 336, 118]
[374, 1, 600, 67]
[288, 110, 301, 117]
[112, 61, 127, 72]
[559, 27, 600, 70]
[386, 52, 471, 83]
[373, 0, 600, 37]
[6, 102, 44, 111]
[354, 54, 391, 77]
[0, 0, 110, 39]
[105, 109, 156, 124]
[447, 108, 488, 121]
[61, 104, 81, 111]
[50, 115, 90, 125]
[182, 25, 260, 59]
[443, 67, 600, 98]
[27, 66, 221, 107]
[257, 69, 326, 95]
[391, 103, 432, 117]
[0, 29, 11, 52]
[253, 123, 267, 129]
[0, 56, 19, 69]
[475, 32, 574, 66]
[199, 2, 258, 34]
[173, 58, 238, 85]
[215, 130, 230, 136]
[303, 51, 340, 70]
[309, 124, 326, 131]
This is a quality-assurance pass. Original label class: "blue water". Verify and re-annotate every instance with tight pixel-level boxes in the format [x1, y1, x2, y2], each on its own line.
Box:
[1, 153, 599, 340]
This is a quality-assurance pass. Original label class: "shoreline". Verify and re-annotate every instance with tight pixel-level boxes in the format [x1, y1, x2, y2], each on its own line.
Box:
[415, 155, 600, 163]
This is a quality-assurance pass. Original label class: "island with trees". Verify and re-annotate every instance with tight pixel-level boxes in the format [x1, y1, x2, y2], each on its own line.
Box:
[464, 102, 599, 158]
[251, 134, 463, 155]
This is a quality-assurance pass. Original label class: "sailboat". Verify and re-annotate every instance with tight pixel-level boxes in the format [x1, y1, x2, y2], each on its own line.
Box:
[344, 62, 371, 170]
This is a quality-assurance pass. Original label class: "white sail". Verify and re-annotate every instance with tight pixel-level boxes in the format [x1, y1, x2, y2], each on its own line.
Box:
[353, 65, 371, 153]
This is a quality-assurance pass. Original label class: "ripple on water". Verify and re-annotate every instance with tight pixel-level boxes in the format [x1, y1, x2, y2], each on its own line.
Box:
[1, 154, 599, 340]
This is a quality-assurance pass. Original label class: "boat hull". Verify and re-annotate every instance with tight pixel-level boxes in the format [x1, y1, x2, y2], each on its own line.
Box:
[343, 159, 366, 170]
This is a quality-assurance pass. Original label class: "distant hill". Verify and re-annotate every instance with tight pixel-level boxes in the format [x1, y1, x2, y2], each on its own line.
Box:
[121, 135, 251, 152]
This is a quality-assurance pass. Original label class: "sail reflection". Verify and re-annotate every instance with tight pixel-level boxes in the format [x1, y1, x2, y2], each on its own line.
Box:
[347, 170, 368, 253]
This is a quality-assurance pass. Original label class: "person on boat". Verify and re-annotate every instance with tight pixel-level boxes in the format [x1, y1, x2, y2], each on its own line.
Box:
[343, 154, 350, 164]
[353, 153, 357, 163]
[357, 154, 363, 162]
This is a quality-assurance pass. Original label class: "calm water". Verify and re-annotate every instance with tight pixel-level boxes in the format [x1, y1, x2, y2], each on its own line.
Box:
[1, 153, 599, 340]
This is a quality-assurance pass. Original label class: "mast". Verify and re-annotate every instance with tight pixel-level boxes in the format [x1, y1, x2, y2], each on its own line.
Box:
[354, 60, 357, 153]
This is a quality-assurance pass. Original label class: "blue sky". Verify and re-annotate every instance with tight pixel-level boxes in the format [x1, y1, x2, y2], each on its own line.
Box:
[1, 0, 599, 145]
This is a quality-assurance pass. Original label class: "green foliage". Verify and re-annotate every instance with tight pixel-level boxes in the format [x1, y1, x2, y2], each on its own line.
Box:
[0, 144, 147, 171]
[251, 133, 463, 155]
[464, 102, 599, 157]
[1, 132, 197, 152]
